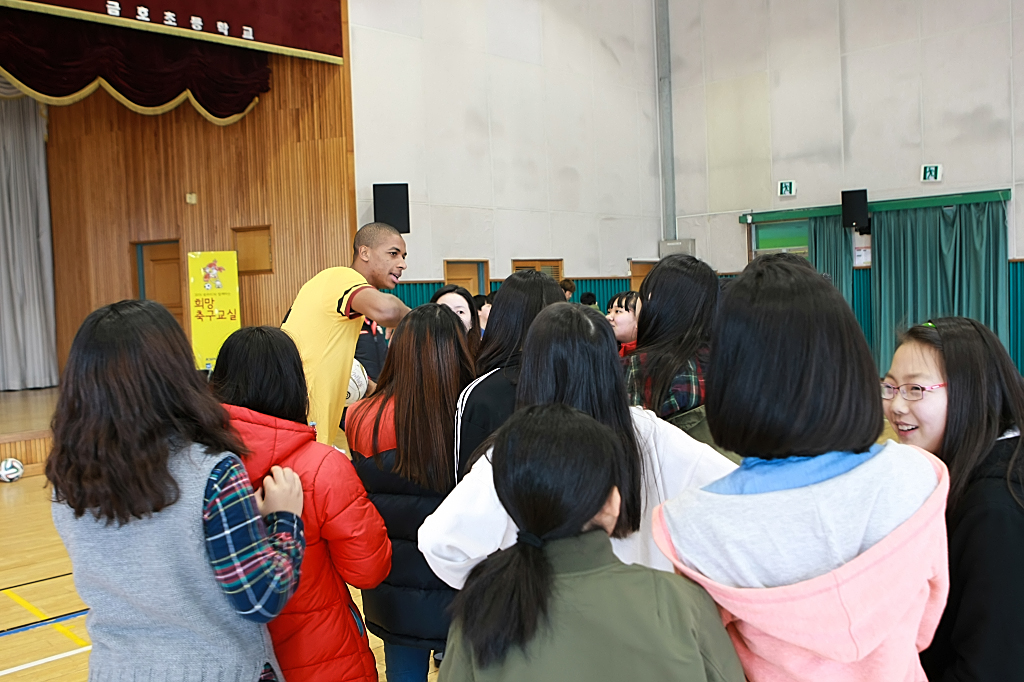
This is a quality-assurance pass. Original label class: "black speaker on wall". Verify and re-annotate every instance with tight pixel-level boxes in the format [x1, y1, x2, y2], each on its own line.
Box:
[373, 183, 410, 234]
[842, 189, 870, 235]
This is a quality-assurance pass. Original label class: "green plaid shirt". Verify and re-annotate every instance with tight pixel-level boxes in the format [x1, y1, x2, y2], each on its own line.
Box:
[624, 348, 708, 419]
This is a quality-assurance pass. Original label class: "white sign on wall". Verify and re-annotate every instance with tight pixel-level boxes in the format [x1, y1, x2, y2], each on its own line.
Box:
[921, 165, 943, 182]
[855, 246, 872, 267]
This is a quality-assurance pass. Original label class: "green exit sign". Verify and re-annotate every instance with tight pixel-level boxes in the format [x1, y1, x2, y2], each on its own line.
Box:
[778, 181, 796, 197]
[921, 165, 943, 182]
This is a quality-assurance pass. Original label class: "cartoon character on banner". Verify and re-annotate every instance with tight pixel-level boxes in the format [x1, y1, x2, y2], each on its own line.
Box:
[203, 260, 226, 290]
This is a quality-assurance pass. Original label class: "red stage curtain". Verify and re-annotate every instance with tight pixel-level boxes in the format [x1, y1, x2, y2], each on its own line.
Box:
[0, 7, 270, 124]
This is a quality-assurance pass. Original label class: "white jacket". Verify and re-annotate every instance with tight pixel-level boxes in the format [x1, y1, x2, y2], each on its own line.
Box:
[418, 406, 737, 589]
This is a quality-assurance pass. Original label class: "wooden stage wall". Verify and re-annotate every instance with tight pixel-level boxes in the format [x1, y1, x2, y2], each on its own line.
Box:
[46, 44, 358, 367]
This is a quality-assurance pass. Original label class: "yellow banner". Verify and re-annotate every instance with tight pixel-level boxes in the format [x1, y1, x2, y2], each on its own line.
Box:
[187, 251, 241, 371]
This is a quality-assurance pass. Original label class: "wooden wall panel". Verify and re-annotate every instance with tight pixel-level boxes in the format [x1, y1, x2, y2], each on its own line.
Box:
[0, 432, 52, 478]
[47, 48, 358, 367]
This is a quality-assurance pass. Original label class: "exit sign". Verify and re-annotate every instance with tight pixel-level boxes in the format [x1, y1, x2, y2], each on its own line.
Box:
[921, 165, 943, 182]
[778, 181, 797, 197]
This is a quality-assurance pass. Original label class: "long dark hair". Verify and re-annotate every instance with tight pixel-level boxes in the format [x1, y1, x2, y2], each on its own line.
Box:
[516, 303, 643, 537]
[900, 317, 1024, 510]
[450, 404, 619, 667]
[431, 284, 481, 358]
[475, 271, 564, 376]
[707, 254, 882, 457]
[349, 304, 475, 493]
[46, 300, 245, 524]
[630, 255, 719, 410]
[210, 326, 309, 425]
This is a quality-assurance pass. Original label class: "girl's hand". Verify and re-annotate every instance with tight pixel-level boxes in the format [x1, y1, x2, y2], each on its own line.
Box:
[255, 466, 303, 517]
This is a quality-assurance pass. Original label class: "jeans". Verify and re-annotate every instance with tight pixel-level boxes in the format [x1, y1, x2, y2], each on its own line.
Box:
[383, 643, 430, 682]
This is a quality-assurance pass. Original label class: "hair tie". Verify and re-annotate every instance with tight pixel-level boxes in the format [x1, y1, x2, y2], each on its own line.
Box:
[517, 531, 545, 549]
[922, 321, 936, 328]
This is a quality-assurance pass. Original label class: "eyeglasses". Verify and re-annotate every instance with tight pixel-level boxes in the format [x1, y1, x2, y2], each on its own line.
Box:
[880, 382, 946, 401]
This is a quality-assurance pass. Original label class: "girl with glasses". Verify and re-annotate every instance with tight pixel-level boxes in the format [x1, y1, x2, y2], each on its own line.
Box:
[885, 318, 1024, 681]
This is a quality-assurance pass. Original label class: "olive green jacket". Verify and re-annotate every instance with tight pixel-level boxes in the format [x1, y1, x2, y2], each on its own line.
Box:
[439, 531, 745, 682]
[666, 405, 742, 465]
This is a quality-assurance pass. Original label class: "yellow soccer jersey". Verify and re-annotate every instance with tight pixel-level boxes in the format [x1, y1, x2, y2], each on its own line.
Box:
[282, 267, 374, 444]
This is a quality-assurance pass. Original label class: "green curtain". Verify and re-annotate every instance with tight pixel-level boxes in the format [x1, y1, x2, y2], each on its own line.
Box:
[808, 214, 853, 305]
[871, 201, 1008, 373]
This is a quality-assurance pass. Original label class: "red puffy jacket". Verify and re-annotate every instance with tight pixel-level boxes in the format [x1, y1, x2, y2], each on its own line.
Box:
[226, 404, 392, 682]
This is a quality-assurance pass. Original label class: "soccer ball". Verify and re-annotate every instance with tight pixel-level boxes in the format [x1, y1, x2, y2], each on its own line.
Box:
[347, 360, 369, 406]
[0, 458, 24, 483]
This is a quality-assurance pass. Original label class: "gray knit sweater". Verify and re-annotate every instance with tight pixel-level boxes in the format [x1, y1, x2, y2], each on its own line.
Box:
[52, 443, 283, 682]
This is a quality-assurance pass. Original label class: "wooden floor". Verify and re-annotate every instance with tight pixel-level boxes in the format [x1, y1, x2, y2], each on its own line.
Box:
[0, 389, 58, 437]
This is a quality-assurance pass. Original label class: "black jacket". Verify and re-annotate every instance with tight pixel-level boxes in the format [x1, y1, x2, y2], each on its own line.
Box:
[351, 448, 454, 650]
[455, 357, 520, 481]
[354, 319, 388, 382]
[921, 436, 1024, 682]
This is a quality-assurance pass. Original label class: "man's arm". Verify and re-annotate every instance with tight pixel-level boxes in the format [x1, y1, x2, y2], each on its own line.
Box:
[349, 288, 410, 327]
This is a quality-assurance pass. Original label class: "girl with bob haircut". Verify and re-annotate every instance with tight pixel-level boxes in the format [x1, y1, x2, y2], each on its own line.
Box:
[454, 270, 565, 480]
[419, 303, 735, 589]
[346, 304, 476, 681]
[624, 254, 721, 448]
[605, 290, 639, 357]
[883, 318, 1024, 681]
[47, 300, 305, 681]
[439, 404, 744, 682]
[210, 326, 392, 682]
[653, 254, 950, 682]
[430, 284, 482, 354]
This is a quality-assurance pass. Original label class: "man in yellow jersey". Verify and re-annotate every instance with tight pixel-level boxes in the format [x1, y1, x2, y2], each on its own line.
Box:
[282, 222, 411, 444]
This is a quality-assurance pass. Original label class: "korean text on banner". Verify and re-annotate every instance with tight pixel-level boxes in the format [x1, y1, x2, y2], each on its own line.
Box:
[188, 251, 241, 370]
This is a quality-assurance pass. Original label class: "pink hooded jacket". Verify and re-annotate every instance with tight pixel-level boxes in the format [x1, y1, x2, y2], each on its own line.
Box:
[652, 449, 950, 682]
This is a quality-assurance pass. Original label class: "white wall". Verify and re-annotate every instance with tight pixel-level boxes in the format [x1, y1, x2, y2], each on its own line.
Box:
[348, 0, 664, 280]
[671, 0, 1024, 273]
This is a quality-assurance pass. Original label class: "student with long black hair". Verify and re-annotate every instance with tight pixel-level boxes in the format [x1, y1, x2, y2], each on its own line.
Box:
[625, 254, 720, 446]
[47, 300, 305, 681]
[884, 318, 1024, 681]
[438, 405, 744, 682]
[346, 304, 476, 681]
[653, 255, 948, 682]
[454, 271, 565, 479]
[419, 303, 735, 587]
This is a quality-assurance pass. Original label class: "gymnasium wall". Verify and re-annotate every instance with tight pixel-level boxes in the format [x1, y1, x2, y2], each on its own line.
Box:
[669, 0, 1024, 272]
[347, 0, 664, 281]
[46, 52, 358, 367]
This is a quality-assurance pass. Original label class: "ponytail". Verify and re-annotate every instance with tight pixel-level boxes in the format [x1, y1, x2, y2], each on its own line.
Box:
[450, 539, 553, 667]
[448, 404, 620, 667]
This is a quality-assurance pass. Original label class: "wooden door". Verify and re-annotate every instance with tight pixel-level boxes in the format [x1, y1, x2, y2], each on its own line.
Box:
[630, 260, 658, 292]
[444, 261, 490, 295]
[512, 259, 563, 282]
[140, 242, 184, 327]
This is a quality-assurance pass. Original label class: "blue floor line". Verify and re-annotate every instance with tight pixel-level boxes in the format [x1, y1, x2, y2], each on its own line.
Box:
[0, 609, 89, 639]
